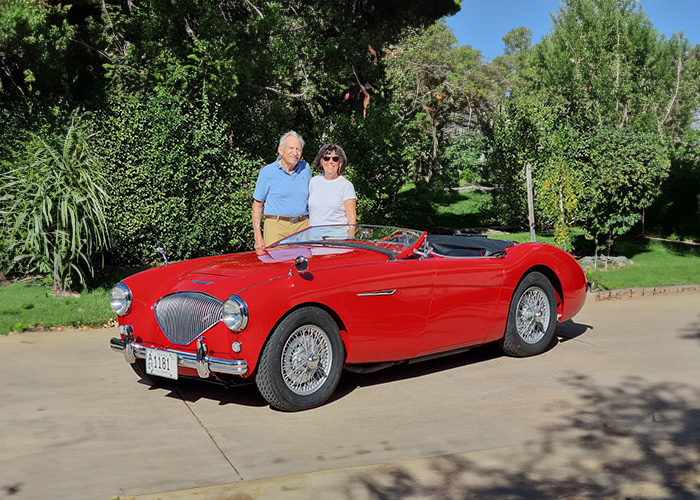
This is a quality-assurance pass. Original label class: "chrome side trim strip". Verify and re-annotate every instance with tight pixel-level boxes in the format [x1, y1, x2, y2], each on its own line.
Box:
[110, 337, 248, 376]
[356, 289, 397, 297]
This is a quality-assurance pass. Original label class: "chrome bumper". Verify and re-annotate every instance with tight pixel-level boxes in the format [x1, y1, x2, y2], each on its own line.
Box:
[110, 325, 247, 378]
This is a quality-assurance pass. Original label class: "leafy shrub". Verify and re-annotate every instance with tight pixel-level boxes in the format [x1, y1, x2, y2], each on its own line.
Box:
[646, 158, 700, 240]
[483, 92, 559, 226]
[582, 127, 670, 252]
[2, 114, 109, 295]
[646, 129, 700, 240]
[97, 90, 260, 265]
[440, 130, 485, 187]
[536, 160, 586, 252]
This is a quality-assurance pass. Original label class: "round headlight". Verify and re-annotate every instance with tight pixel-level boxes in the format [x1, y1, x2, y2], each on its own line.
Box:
[223, 295, 249, 332]
[110, 282, 132, 316]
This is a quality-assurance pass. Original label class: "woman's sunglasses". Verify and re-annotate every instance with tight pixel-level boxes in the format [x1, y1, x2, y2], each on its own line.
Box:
[323, 156, 341, 163]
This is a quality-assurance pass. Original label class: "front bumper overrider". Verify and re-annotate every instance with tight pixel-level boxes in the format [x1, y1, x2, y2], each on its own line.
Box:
[110, 324, 247, 378]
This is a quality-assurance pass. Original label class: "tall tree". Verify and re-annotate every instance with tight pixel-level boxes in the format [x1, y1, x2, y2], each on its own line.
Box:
[96, 0, 461, 157]
[530, 0, 699, 135]
[385, 20, 498, 185]
[486, 0, 697, 250]
[2, 0, 463, 269]
[502, 27, 532, 56]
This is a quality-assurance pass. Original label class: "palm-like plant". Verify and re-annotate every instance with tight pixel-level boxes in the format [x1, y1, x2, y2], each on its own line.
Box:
[5, 116, 110, 296]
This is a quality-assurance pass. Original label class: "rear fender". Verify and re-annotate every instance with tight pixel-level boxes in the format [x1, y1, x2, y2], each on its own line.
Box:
[524, 265, 564, 317]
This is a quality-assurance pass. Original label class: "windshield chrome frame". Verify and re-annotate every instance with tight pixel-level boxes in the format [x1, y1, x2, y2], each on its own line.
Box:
[270, 224, 426, 260]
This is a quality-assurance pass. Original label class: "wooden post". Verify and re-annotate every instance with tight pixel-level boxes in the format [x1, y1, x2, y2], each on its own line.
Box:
[526, 163, 536, 242]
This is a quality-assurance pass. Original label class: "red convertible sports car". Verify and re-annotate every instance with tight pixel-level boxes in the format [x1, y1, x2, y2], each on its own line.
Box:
[110, 225, 587, 411]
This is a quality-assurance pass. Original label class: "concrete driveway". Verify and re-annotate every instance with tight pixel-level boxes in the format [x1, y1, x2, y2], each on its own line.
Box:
[1, 292, 699, 500]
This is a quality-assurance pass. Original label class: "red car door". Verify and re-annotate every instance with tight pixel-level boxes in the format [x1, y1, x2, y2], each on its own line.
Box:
[417, 255, 508, 356]
[326, 257, 437, 363]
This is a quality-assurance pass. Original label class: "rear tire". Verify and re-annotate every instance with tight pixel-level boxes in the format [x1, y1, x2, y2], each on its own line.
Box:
[500, 272, 557, 357]
[256, 307, 345, 411]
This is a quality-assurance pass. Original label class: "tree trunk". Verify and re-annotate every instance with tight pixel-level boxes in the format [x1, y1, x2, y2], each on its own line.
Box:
[526, 163, 536, 242]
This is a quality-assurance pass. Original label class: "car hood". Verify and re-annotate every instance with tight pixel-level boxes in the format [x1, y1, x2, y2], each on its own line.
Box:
[124, 245, 388, 302]
[124, 245, 391, 298]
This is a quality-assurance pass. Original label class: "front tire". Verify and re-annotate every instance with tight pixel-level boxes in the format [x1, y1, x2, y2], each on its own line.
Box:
[500, 272, 557, 357]
[256, 307, 345, 411]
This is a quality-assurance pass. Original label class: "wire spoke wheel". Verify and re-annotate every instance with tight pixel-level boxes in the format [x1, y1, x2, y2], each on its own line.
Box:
[515, 287, 551, 344]
[500, 272, 557, 357]
[281, 325, 333, 395]
[256, 307, 345, 411]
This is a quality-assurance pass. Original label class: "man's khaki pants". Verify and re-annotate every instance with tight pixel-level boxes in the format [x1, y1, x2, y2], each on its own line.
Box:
[263, 218, 310, 246]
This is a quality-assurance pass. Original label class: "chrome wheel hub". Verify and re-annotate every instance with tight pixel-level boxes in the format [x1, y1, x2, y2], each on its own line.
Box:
[306, 353, 319, 370]
[281, 325, 332, 395]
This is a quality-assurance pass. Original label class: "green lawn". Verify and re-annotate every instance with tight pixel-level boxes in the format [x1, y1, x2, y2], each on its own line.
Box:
[0, 266, 147, 335]
[0, 281, 114, 334]
[502, 232, 700, 290]
[584, 239, 700, 290]
[395, 184, 493, 231]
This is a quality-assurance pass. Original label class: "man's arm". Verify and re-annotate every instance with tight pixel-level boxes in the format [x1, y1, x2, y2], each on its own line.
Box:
[252, 200, 265, 252]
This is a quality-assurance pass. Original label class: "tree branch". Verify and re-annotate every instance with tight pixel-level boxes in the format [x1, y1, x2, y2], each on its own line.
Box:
[245, 0, 264, 18]
[69, 38, 113, 63]
[660, 52, 683, 130]
[0, 61, 26, 98]
[184, 17, 198, 42]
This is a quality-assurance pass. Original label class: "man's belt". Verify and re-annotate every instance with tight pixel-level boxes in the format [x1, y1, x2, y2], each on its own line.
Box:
[265, 214, 309, 223]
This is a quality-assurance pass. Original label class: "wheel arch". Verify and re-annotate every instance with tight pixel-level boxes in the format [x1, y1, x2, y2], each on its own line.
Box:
[253, 302, 348, 410]
[282, 301, 349, 336]
[254, 301, 349, 376]
[516, 265, 564, 315]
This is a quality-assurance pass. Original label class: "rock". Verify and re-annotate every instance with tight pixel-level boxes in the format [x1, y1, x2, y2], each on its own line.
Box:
[579, 255, 634, 270]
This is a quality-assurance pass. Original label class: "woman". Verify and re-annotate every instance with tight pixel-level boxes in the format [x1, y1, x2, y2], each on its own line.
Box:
[308, 144, 357, 232]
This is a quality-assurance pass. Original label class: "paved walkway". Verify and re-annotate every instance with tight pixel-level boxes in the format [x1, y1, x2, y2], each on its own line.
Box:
[1, 292, 699, 500]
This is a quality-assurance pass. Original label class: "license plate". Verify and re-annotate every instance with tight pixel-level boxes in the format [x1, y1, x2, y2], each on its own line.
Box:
[146, 348, 178, 380]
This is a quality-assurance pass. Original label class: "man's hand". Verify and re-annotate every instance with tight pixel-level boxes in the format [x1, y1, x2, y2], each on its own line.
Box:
[254, 232, 266, 253]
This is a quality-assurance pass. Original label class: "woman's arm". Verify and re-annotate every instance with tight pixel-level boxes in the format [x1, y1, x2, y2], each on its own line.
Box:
[344, 198, 357, 238]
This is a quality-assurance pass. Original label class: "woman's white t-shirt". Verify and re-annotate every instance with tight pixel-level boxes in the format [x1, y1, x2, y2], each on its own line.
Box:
[308, 175, 356, 226]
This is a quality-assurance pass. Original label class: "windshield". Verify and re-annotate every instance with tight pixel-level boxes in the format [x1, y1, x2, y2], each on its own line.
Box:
[271, 225, 427, 259]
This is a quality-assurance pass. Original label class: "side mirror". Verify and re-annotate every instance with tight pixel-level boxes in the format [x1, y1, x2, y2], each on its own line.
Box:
[289, 255, 309, 276]
[156, 244, 168, 266]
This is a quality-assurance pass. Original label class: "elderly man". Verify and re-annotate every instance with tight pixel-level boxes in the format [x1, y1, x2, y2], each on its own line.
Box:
[252, 131, 311, 251]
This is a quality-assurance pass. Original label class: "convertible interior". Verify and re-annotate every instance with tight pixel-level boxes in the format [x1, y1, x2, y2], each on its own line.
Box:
[426, 234, 515, 257]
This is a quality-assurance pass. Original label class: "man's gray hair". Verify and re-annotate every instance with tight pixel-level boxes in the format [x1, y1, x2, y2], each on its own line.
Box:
[278, 131, 304, 150]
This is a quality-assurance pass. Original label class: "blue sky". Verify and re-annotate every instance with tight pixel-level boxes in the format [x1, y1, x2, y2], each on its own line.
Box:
[445, 0, 700, 61]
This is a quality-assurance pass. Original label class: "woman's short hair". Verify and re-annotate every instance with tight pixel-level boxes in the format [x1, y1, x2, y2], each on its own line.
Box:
[278, 131, 305, 150]
[312, 144, 348, 175]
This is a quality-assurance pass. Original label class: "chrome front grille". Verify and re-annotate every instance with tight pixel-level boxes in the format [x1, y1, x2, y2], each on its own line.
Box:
[154, 292, 223, 345]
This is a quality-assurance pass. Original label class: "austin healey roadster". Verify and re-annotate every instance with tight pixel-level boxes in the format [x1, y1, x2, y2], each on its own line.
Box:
[110, 225, 587, 411]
